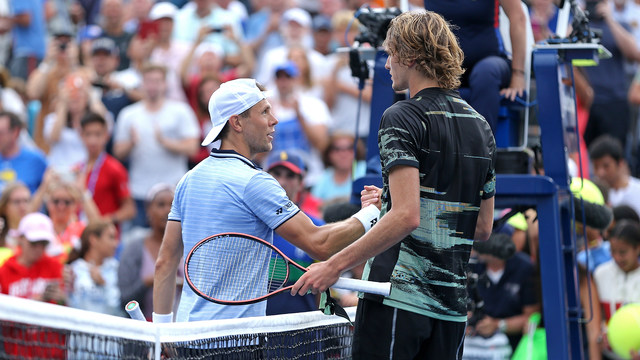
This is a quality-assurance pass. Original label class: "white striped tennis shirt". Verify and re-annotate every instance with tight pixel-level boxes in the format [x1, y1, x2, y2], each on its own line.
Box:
[170, 149, 299, 322]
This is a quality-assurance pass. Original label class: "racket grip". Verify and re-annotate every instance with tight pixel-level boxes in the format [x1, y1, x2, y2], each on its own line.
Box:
[333, 277, 391, 297]
[125, 300, 146, 321]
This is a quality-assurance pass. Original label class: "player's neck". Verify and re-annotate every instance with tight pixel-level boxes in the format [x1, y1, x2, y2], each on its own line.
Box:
[220, 137, 251, 159]
[409, 73, 440, 96]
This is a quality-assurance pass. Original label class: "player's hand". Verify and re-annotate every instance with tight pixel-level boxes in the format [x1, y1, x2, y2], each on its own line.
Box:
[290, 261, 341, 296]
[360, 185, 382, 210]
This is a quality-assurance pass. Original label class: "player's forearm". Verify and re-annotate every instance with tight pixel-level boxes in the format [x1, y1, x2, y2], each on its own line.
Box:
[153, 222, 184, 315]
[327, 206, 419, 275]
[317, 218, 368, 259]
[474, 197, 494, 241]
[153, 251, 181, 314]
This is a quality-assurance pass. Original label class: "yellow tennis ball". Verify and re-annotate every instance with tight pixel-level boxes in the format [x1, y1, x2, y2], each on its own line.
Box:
[608, 303, 640, 359]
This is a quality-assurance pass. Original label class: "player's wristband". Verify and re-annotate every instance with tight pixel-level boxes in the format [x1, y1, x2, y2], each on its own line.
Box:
[152, 312, 173, 323]
[351, 205, 380, 233]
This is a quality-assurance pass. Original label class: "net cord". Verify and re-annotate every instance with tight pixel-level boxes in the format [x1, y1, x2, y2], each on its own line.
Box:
[0, 294, 356, 359]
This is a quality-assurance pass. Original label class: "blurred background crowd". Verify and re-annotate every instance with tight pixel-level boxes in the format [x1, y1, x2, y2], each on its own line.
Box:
[0, 0, 638, 358]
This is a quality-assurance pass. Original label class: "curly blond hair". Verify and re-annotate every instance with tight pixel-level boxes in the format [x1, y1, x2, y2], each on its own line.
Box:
[383, 10, 465, 90]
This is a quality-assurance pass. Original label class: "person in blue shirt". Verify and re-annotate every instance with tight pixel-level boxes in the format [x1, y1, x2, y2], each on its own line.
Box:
[0, 112, 47, 194]
[2, 0, 47, 80]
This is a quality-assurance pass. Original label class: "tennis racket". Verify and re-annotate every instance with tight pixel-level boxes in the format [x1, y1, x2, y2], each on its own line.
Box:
[184, 232, 391, 305]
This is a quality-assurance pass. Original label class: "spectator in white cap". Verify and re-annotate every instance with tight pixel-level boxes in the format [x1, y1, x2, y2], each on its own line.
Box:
[0, 212, 66, 305]
[254, 7, 329, 89]
[153, 78, 380, 323]
[147, 1, 190, 103]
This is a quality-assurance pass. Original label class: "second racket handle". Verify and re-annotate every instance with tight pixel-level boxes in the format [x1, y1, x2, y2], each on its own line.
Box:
[125, 300, 146, 321]
[333, 277, 391, 297]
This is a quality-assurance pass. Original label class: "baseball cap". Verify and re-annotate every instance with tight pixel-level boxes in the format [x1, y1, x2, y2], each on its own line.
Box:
[17, 213, 56, 244]
[282, 8, 312, 28]
[78, 24, 103, 42]
[274, 61, 299, 77]
[312, 15, 332, 31]
[202, 78, 266, 146]
[149, 2, 177, 21]
[91, 37, 119, 56]
[266, 150, 306, 175]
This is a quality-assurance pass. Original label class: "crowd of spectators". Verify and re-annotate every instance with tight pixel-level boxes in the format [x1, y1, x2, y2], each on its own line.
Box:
[0, 0, 638, 359]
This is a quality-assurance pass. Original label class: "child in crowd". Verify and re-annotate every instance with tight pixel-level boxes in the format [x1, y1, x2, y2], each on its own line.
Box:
[594, 220, 640, 322]
[67, 220, 122, 316]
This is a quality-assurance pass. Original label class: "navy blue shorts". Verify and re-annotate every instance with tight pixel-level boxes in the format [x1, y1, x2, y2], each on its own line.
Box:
[353, 298, 467, 359]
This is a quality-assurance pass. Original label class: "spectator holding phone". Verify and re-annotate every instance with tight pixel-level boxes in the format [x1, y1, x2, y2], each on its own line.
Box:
[25, 31, 79, 151]
[43, 70, 107, 173]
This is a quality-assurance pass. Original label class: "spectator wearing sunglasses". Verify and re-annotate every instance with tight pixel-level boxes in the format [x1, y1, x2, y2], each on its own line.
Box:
[311, 132, 366, 203]
[30, 175, 102, 263]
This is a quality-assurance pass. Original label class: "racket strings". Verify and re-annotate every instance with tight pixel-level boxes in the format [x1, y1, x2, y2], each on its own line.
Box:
[187, 234, 291, 302]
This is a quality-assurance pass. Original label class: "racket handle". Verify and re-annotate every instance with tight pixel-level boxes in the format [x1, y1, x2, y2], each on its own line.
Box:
[333, 277, 391, 297]
[125, 300, 146, 321]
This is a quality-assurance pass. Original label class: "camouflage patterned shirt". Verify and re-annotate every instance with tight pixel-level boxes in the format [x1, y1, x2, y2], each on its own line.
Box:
[361, 87, 496, 322]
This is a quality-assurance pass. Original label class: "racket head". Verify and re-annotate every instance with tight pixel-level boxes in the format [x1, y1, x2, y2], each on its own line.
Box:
[184, 232, 304, 305]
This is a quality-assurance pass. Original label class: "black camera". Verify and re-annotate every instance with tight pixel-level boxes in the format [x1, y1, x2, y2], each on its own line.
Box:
[466, 265, 487, 332]
[355, 6, 401, 49]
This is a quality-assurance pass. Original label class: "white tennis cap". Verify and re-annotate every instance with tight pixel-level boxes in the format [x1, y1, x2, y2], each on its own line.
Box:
[202, 78, 266, 146]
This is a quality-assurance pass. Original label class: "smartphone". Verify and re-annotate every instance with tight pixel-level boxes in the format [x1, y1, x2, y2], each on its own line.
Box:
[208, 26, 224, 33]
[139, 20, 160, 39]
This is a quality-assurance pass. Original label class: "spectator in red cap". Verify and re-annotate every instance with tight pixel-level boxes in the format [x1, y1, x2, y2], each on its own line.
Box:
[265, 149, 323, 315]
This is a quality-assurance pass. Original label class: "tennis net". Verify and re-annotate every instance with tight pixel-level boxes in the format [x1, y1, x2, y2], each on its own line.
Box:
[0, 294, 356, 359]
